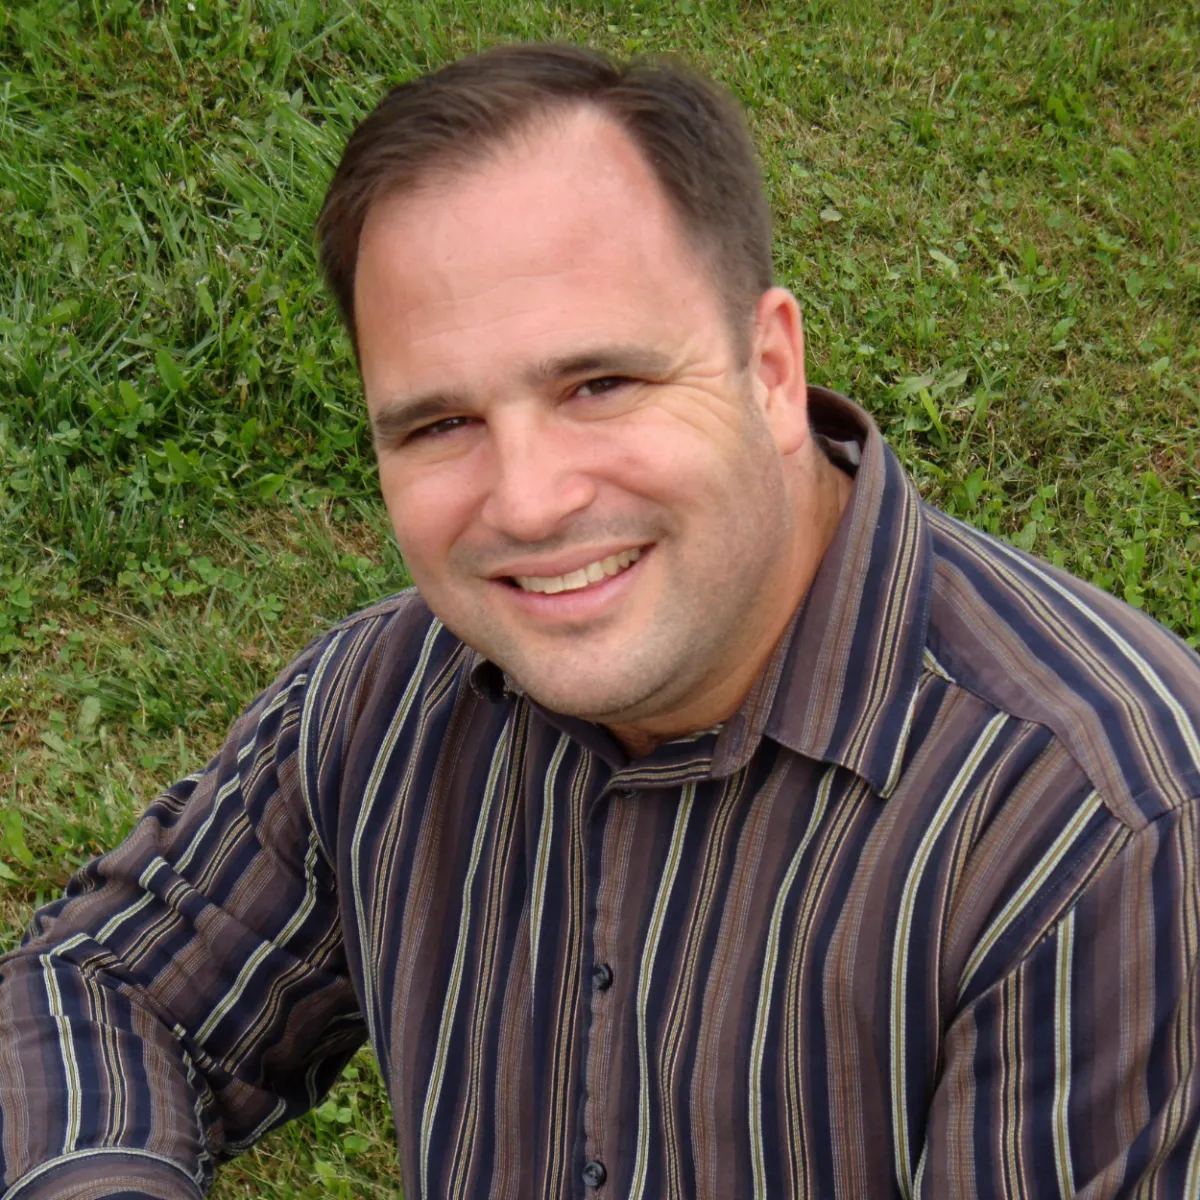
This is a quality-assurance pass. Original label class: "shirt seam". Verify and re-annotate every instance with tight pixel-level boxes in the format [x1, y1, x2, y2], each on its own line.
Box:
[4, 1147, 201, 1198]
[924, 512, 1200, 829]
[919, 656, 1157, 833]
[958, 797, 1199, 1009]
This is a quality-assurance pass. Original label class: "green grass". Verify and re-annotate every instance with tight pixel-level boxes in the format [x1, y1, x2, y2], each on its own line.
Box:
[2, 0, 1198, 1194]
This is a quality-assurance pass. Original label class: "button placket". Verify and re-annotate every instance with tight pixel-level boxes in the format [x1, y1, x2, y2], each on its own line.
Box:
[581, 785, 638, 1200]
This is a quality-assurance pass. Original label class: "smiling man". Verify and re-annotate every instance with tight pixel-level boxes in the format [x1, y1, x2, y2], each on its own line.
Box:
[350, 102, 851, 753]
[2, 44, 1200, 1200]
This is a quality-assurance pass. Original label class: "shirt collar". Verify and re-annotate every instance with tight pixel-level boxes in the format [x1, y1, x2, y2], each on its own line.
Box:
[470, 387, 934, 796]
[710, 387, 934, 795]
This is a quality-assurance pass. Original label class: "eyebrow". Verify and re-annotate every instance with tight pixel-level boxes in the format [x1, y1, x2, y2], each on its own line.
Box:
[370, 391, 469, 445]
[369, 344, 675, 444]
[524, 345, 675, 386]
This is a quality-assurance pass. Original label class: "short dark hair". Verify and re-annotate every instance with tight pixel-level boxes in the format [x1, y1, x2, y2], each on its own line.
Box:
[316, 43, 773, 356]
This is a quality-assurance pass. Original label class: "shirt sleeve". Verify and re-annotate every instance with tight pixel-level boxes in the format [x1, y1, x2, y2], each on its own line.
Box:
[918, 798, 1200, 1198]
[0, 626, 368, 1198]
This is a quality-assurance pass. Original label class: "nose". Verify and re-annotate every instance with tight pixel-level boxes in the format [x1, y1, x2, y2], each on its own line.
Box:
[479, 409, 596, 542]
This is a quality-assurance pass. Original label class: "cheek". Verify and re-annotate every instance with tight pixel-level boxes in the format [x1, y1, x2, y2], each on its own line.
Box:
[587, 414, 707, 497]
[607, 420, 748, 513]
[378, 459, 478, 578]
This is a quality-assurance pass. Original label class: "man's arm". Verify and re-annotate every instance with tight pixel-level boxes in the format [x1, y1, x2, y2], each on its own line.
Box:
[0, 628, 367, 1198]
[919, 799, 1200, 1197]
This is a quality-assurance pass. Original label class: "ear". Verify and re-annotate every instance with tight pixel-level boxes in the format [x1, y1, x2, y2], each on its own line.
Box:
[748, 287, 808, 456]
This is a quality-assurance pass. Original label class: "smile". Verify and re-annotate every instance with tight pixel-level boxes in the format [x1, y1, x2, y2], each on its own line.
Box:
[513, 547, 642, 595]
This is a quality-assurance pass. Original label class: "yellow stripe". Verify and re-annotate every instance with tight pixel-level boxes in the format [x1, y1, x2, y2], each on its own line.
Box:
[629, 785, 695, 1200]
[845, 477, 922, 766]
[891, 711, 1009, 1197]
[1052, 909, 1076, 1196]
[201, 830, 325, 1047]
[82, 967, 122, 1144]
[41, 941, 85, 1153]
[1152, 807, 1200, 1178]
[958, 790, 1105, 999]
[298, 628, 346, 867]
[350, 617, 442, 1050]
[748, 769, 834, 1197]
[178, 1046, 214, 1177]
[882, 671, 925, 796]
[539, 756, 592, 1196]
[529, 735, 569, 982]
[923, 647, 954, 681]
[419, 722, 510, 1199]
[659, 772, 742, 1198]
[1183, 1130, 1200, 1197]
[1002, 971, 1023, 1194]
[448, 711, 528, 1197]
[781, 774, 870, 1194]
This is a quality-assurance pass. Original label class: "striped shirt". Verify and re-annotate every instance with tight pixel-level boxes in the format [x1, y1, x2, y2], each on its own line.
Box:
[2, 387, 1200, 1199]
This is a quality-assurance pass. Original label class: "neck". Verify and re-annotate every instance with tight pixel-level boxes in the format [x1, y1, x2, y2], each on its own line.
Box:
[607, 449, 854, 758]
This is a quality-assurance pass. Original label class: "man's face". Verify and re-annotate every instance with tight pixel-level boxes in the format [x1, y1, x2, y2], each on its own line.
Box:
[354, 108, 807, 730]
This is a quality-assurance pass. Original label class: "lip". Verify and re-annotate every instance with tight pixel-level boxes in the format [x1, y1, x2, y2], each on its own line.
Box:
[487, 543, 649, 582]
[491, 545, 651, 621]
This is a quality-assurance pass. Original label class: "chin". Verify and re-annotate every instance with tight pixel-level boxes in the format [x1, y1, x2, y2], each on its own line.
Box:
[452, 614, 677, 722]
[511, 660, 679, 726]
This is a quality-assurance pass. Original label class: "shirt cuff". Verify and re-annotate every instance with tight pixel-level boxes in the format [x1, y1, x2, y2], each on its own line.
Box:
[4, 1149, 203, 1199]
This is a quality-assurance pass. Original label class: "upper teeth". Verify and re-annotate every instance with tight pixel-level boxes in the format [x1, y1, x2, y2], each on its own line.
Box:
[515, 547, 642, 594]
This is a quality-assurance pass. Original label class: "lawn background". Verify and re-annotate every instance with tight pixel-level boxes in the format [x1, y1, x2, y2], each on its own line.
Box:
[2, 0, 1198, 1194]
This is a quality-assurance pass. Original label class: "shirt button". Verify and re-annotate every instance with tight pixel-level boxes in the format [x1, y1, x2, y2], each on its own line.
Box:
[591, 962, 614, 991]
[582, 1159, 608, 1188]
[614, 787, 636, 801]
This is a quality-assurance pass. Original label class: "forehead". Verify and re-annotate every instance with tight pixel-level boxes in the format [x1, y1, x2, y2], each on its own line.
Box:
[352, 109, 727, 380]
[360, 106, 686, 266]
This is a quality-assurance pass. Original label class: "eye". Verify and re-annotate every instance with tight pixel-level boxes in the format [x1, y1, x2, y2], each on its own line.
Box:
[406, 415, 475, 442]
[574, 376, 631, 398]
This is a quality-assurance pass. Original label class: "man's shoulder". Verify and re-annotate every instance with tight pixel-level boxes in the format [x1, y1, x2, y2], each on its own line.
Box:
[287, 586, 482, 723]
[324, 585, 430, 636]
[317, 585, 480, 670]
[921, 504, 1200, 828]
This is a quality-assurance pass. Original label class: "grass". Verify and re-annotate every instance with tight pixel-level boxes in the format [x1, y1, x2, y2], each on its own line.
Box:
[1, 0, 1198, 1193]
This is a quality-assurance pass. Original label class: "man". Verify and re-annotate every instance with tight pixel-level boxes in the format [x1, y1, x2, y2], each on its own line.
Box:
[1, 42, 1199, 1199]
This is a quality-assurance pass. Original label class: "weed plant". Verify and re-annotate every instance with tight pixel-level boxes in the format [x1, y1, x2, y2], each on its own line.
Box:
[2, 0, 1198, 1195]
